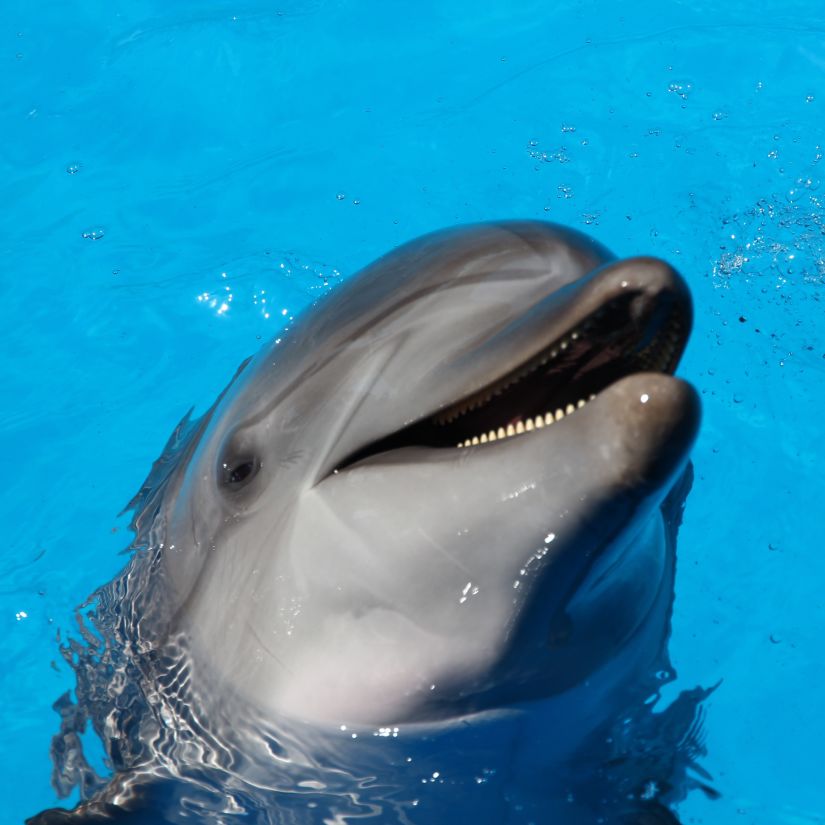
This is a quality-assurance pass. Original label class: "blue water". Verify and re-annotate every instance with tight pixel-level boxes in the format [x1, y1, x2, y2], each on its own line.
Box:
[3, 0, 825, 821]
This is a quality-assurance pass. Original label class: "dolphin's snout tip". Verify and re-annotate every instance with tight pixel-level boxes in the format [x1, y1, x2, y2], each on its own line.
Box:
[597, 372, 701, 492]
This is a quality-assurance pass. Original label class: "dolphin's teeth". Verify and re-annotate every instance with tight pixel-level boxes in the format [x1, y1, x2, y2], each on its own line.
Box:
[560, 340, 569, 351]
[571, 331, 579, 341]
[454, 393, 605, 449]
[550, 348, 558, 359]
[448, 348, 610, 450]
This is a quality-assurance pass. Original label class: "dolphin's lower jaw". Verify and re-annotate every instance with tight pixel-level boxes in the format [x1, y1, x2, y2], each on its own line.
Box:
[336, 256, 693, 472]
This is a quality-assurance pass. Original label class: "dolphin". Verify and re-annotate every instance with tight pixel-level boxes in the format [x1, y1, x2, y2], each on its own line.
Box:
[31, 221, 706, 824]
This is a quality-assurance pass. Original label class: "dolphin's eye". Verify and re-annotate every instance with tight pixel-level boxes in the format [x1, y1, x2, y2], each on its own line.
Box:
[219, 456, 260, 489]
[218, 428, 262, 492]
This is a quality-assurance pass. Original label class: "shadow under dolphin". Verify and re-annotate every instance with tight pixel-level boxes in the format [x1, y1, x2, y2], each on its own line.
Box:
[30, 221, 715, 824]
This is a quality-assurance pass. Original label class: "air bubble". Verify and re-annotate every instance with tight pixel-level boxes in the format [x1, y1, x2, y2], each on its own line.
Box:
[81, 228, 105, 240]
[667, 80, 692, 100]
[797, 176, 819, 191]
[66, 163, 81, 174]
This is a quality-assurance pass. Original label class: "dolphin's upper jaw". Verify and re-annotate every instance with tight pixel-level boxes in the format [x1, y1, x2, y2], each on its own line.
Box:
[335, 256, 694, 472]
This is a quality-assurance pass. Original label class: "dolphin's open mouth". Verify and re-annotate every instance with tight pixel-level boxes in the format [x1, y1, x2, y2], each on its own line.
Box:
[337, 263, 691, 471]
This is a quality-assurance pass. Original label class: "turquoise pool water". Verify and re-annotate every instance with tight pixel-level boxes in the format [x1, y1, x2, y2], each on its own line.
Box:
[3, 0, 825, 821]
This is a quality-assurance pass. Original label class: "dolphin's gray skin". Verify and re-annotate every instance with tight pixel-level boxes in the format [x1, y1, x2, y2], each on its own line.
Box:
[31, 222, 705, 824]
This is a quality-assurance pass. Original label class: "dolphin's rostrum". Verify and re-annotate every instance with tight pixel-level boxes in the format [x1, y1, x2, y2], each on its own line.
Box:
[31, 222, 711, 824]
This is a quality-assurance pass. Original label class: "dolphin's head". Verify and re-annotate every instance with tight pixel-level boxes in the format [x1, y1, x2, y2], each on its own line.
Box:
[157, 222, 699, 727]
